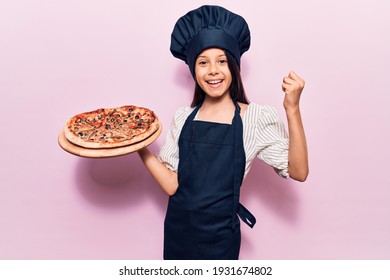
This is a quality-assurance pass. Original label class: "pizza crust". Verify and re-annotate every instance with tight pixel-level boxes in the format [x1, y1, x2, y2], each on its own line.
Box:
[63, 105, 159, 149]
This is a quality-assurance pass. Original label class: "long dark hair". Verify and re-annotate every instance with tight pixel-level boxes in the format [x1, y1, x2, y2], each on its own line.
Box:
[191, 50, 249, 107]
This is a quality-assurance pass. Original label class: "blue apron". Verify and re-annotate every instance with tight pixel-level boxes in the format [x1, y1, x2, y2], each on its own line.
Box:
[163, 101, 256, 260]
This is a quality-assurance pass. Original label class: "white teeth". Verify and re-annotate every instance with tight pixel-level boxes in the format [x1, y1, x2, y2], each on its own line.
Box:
[207, 80, 222, 84]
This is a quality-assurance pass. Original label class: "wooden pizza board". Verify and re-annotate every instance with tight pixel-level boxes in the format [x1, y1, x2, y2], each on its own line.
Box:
[58, 121, 162, 158]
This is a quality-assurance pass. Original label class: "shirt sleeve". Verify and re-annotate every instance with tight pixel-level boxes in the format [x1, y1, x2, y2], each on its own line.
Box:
[256, 105, 289, 178]
[156, 106, 192, 172]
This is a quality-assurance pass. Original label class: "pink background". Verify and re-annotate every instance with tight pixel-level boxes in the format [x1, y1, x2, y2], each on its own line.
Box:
[1, 0, 389, 259]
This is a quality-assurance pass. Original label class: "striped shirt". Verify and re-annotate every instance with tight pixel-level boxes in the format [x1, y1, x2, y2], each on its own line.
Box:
[157, 103, 289, 179]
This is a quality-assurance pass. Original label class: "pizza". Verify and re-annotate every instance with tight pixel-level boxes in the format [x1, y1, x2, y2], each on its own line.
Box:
[64, 105, 159, 149]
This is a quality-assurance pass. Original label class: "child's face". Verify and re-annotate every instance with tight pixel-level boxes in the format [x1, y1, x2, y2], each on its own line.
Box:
[195, 48, 232, 100]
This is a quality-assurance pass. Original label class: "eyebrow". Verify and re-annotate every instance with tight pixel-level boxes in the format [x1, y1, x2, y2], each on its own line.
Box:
[197, 54, 226, 59]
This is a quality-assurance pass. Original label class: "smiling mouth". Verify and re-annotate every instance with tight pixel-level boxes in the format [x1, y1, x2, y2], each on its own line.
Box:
[206, 80, 223, 85]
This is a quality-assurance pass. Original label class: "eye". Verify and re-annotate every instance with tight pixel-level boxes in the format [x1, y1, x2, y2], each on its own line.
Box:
[198, 60, 207, 65]
[218, 59, 227, 64]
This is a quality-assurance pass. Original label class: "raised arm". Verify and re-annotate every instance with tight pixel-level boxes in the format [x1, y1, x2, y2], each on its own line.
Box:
[137, 147, 179, 195]
[282, 71, 309, 182]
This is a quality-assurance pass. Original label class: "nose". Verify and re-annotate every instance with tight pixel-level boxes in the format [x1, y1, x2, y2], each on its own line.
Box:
[208, 63, 219, 75]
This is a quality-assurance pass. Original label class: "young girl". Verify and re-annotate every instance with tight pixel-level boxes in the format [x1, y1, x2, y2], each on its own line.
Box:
[137, 5, 308, 260]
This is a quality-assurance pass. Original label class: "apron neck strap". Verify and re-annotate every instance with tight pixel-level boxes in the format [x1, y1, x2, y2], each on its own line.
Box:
[188, 99, 242, 123]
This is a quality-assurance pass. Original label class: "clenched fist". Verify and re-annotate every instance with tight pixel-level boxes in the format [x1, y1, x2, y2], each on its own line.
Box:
[282, 71, 305, 111]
